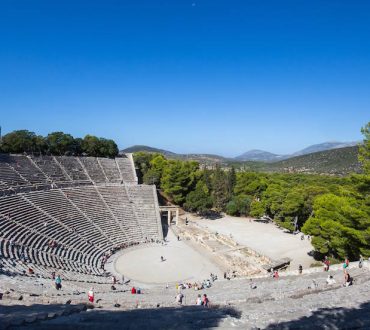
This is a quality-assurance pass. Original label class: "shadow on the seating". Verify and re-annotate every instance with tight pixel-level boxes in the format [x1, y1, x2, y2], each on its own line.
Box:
[10, 304, 241, 330]
[1, 303, 85, 329]
[265, 301, 370, 329]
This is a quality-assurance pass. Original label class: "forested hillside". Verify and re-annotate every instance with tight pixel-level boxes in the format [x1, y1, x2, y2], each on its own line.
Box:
[125, 144, 361, 175]
[134, 122, 370, 261]
[265, 146, 361, 175]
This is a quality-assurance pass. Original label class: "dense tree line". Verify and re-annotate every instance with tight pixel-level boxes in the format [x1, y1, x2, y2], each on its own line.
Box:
[135, 122, 370, 260]
[0, 130, 119, 157]
[301, 122, 370, 260]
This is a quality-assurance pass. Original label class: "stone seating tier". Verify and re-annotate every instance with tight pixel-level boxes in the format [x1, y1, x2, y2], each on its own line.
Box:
[98, 158, 121, 183]
[115, 155, 137, 183]
[0, 184, 163, 277]
[54, 156, 90, 182]
[0, 152, 165, 313]
[29, 156, 70, 182]
[0, 154, 48, 184]
[0, 154, 139, 190]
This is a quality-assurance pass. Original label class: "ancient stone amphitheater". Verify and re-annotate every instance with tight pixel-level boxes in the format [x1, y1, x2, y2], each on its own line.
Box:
[1, 153, 370, 329]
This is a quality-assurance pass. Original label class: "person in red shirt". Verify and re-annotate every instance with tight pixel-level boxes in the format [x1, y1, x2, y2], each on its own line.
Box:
[131, 287, 136, 294]
[324, 256, 330, 271]
[88, 288, 94, 303]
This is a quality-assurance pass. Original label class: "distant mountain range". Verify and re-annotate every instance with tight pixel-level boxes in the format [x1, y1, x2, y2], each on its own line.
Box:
[292, 141, 359, 155]
[235, 142, 359, 162]
[121, 143, 362, 175]
[235, 150, 283, 162]
[122, 141, 359, 163]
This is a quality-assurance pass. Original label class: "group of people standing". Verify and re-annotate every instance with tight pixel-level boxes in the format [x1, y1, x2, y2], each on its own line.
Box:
[175, 292, 210, 307]
[323, 256, 365, 287]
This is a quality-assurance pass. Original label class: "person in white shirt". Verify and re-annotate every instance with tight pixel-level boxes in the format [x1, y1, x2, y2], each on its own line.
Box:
[176, 293, 184, 305]
[88, 288, 94, 303]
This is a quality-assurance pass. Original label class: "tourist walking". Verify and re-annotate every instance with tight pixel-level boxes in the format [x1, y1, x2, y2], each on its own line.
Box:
[323, 256, 330, 271]
[359, 255, 364, 269]
[176, 292, 184, 305]
[55, 275, 62, 290]
[343, 258, 350, 274]
[88, 288, 94, 303]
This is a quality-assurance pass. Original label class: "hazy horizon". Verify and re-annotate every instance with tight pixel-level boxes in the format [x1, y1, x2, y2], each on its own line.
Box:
[121, 140, 360, 158]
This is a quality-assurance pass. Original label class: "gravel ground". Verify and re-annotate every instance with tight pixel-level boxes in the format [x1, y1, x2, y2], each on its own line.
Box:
[187, 213, 314, 270]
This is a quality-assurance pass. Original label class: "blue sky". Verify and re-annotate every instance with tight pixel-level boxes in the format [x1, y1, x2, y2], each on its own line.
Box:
[0, 0, 369, 157]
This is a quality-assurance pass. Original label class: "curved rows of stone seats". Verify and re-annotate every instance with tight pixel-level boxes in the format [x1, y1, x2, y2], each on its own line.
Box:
[115, 154, 138, 183]
[0, 183, 162, 278]
[96, 185, 144, 242]
[62, 186, 128, 245]
[98, 158, 121, 183]
[126, 185, 162, 239]
[29, 155, 70, 182]
[0, 152, 160, 282]
[0, 161, 27, 188]
[0, 251, 111, 282]
[54, 156, 90, 182]
[0, 154, 138, 190]
[78, 157, 107, 183]
[0, 154, 48, 185]
[0, 238, 101, 276]
[0, 196, 103, 273]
